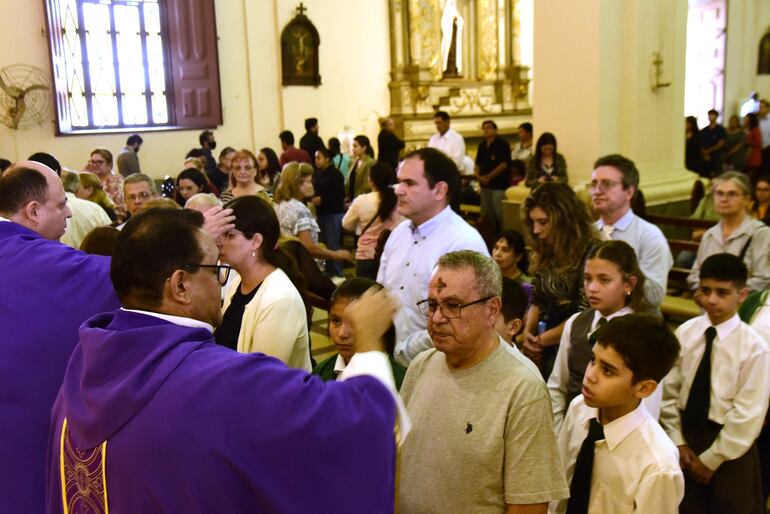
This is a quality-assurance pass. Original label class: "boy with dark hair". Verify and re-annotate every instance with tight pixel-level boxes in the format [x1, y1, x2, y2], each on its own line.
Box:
[661, 253, 770, 514]
[553, 314, 683, 514]
[495, 276, 528, 345]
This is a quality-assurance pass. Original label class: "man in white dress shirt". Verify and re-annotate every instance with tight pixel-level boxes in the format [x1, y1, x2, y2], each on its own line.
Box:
[378, 147, 488, 366]
[661, 253, 770, 514]
[427, 111, 468, 174]
[590, 154, 672, 310]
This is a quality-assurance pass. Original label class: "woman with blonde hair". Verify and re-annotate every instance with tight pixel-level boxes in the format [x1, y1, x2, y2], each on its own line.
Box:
[220, 149, 269, 203]
[521, 182, 600, 378]
[76, 172, 117, 222]
[274, 162, 352, 268]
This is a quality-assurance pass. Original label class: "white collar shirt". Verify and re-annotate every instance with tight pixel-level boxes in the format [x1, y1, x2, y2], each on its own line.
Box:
[595, 209, 672, 309]
[548, 307, 637, 432]
[551, 397, 683, 514]
[377, 206, 488, 366]
[661, 314, 770, 470]
[334, 354, 347, 376]
[121, 307, 215, 333]
[427, 128, 466, 171]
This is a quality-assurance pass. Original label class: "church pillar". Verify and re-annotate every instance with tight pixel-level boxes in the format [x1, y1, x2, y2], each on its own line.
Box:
[531, 0, 695, 206]
[388, 0, 410, 81]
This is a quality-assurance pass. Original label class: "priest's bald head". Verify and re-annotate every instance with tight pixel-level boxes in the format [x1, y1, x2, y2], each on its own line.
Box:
[0, 160, 72, 241]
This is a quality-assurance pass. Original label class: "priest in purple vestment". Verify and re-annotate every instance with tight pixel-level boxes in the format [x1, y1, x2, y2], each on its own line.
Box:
[0, 161, 121, 514]
[47, 208, 400, 513]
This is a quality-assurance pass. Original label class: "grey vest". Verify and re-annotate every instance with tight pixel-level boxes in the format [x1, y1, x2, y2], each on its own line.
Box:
[565, 309, 596, 406]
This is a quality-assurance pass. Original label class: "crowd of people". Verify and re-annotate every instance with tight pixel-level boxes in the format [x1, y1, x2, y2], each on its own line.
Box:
[0, 109, 769, 514]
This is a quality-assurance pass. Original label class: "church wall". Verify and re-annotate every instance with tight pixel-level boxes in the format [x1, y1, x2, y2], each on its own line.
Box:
[532, 0, 689, 195]
[275, 0, 391, 151]
[532, 0, 604, 184]
[0, 1, 390, 178]
[724, 0, 770, 117]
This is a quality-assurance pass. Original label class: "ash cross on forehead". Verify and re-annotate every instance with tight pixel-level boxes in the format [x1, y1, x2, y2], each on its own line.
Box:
[435, 276, 448, 290]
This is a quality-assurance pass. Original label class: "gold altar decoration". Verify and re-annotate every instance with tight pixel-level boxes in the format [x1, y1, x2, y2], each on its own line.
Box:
[388, 0, 531, 149]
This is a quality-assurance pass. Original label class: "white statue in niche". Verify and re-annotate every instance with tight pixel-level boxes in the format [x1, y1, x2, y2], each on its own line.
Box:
[440, 0, 463, 76]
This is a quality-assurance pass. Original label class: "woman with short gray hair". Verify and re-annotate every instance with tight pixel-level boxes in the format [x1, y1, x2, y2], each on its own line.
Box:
[687, 171, 770, 293]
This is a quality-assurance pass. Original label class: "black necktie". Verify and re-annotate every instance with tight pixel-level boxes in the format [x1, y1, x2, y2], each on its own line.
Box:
[683, 326, 717, 431]
[566, 418, 604, 514]
[597, 317, 608, 328]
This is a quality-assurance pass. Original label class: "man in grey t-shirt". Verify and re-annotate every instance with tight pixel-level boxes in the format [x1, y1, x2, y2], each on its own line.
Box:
[399, 251, 568, 514]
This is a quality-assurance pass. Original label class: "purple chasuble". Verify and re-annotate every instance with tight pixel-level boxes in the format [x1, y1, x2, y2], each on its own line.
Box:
[0, 221, 119, 514]
[48, 310, 397, 513]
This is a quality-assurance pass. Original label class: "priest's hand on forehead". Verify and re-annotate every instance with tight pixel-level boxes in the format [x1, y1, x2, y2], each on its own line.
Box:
[202, 206, 235, 238]
[344, 287, 398, 354]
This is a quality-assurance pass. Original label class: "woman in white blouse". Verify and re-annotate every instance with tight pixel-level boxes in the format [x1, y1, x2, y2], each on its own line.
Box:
[215, 195, 312, 370]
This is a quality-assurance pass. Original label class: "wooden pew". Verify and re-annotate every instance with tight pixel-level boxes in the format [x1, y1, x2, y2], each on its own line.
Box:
[642, 214, 717, 322]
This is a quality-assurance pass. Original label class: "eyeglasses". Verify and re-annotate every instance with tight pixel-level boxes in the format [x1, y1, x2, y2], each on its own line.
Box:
[89, 159, 107, 166]
[180, 264, 232, 286]
[586, 180, 623, 192]
[126, 191, 153, 202]
[714, 190, 745, 199]
[416, 296, 493, 319]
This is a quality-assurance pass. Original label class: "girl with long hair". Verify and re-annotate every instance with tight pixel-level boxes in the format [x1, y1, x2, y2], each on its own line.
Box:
[521, 182, 601, 379]
[343, 162, 404, 279]
[328, 137, 350, 181]
[175, 168, 215, 206]
[215, 195, 313, 370]
[347, 135, 375, 201]
[524, 132, 568, 188]
[256, 147, 282, 193]
[547, 240, 650, 430]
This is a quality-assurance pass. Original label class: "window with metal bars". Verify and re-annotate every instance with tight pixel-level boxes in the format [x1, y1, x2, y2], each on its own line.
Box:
[45, 0, 222, 134]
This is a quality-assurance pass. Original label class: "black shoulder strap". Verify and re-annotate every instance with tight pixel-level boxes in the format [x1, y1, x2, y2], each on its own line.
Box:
[739, 235, 753, 261]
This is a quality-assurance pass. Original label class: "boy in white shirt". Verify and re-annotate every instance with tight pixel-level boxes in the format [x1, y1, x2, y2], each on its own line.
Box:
[553, 314, 683, 514]
[661, 253, 770, 514]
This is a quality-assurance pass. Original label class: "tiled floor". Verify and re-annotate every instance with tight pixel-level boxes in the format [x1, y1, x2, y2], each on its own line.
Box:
[309, 307, 336, 365]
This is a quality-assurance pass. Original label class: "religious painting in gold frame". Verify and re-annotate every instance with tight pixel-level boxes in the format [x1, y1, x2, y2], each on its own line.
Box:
[281, 4, 321, 86]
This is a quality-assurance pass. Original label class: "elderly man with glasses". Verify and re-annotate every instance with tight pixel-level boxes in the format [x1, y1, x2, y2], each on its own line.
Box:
[589, 154, 672, 311]
[399, 250, 568, 514]
[117, 173, 159, 228]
